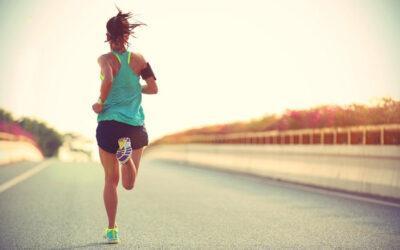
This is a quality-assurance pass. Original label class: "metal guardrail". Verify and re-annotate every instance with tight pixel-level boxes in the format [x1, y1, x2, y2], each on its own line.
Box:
[164, 124, 400, 145]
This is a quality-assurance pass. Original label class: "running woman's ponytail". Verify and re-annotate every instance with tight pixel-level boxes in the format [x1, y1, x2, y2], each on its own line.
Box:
[105, 8, 145, 46]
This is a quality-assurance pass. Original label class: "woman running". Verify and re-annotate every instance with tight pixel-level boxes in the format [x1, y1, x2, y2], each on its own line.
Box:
[92, 9, 158, 244]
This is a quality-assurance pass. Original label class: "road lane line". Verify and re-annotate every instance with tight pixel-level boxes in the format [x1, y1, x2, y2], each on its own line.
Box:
[0, 161, 52, 194]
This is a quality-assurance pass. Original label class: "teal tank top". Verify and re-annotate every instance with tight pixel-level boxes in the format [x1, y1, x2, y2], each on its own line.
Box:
[97, 51, 145, 126]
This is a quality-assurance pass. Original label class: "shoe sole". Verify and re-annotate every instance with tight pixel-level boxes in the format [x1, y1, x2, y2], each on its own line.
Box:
[117, 138, 132, 164]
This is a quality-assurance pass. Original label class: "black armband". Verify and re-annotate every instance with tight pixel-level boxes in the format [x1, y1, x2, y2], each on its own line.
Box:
[140, 63, 157, 80]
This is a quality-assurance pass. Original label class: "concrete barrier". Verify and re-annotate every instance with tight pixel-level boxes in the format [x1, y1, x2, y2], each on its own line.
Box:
[0, 140, 43, 165]
[145, 144, 400, 200]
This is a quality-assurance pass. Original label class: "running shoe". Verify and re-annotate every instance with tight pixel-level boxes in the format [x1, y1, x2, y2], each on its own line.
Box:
[116, 137, 132, 164]
[104, 227, 120, 244]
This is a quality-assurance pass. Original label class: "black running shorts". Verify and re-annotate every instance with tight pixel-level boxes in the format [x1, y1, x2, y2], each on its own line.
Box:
[96, 120, 149, 154]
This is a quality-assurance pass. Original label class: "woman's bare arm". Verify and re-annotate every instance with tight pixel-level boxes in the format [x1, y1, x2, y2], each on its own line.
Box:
[136, 54, 158, 94]
[98, 55, 114, 102]
[92, 55, 114, 114]
[141, 77, 158, 94]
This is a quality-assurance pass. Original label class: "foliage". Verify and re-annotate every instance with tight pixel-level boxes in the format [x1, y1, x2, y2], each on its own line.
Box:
[0, 108, 63, 157]
[0, 109, 13, 123]
[154, 97, 400, 144]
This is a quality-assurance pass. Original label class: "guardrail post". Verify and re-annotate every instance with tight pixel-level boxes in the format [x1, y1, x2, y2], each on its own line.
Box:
[347, 129, 351, 145]
[321, 131, 324, 145]
[362, 128, 366, 145]
[380, 127, 384, 145]
[333, 130, 337, 145]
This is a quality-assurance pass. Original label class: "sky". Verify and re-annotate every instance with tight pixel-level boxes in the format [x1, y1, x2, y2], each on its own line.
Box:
[0, 0, 399, 141]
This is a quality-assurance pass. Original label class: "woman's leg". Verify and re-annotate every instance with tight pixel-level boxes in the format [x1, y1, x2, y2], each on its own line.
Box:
[132, 147, 145, 172]
[121, 147, 144, 190]
[99, 147, 119, 228]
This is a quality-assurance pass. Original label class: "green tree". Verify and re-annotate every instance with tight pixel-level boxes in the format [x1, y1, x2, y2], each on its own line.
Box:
[18, 118, 63, 157]
[0, 108, 13, 122]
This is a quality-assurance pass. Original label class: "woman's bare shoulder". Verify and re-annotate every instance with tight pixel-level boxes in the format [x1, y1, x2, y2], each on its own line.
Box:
[131, 52, 146, 68]
[97, 52, 113, 64]
[131, 51, 145, 59]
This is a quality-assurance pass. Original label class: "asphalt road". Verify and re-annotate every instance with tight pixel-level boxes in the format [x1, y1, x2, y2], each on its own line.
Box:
[0, 158, 399, 249]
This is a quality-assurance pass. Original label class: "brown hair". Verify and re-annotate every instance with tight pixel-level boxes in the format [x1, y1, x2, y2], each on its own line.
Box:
[106, 8, 145, 45]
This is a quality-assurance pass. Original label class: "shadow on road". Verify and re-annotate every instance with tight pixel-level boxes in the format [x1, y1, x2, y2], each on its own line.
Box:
[55, 242, 110, 249]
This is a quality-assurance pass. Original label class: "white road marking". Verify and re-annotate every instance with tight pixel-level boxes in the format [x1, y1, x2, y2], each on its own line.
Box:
[0, 161, 52, 194]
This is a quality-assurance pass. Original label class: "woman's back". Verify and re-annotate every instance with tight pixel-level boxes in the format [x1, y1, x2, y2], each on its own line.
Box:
[97, 50, 145, 126]
[105, 51, 145, 77]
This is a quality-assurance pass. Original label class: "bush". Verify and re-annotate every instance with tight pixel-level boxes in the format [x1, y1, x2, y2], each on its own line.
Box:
[0, 108, 63, 157]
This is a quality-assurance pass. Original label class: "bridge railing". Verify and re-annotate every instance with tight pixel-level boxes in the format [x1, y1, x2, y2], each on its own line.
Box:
[163, 124, 400, 146]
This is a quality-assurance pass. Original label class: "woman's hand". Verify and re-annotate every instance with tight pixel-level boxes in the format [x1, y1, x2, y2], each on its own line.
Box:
[92, 102, 103, 114]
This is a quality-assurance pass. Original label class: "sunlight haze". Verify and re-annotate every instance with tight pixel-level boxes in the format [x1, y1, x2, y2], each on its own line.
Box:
[0, 0, 399, 141]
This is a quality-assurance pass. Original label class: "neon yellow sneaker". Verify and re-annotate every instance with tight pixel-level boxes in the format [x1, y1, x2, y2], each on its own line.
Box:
[104, 227, 120, 244]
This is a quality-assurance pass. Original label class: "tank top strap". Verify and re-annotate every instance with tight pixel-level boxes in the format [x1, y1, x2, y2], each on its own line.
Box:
[112, 51, 131, 65]
[112, 51, 122, 64]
